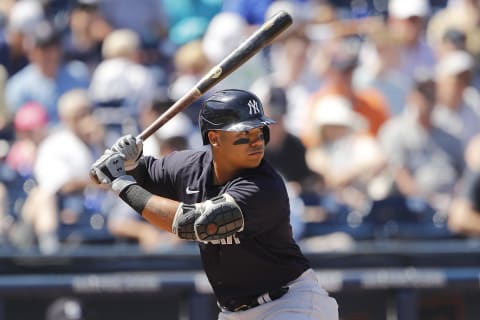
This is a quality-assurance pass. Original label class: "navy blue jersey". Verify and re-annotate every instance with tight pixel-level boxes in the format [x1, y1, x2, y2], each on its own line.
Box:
[133, 147, 310, 306]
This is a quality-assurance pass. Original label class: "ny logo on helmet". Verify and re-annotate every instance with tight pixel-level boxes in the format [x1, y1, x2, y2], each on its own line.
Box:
[248, 99, 260, 115]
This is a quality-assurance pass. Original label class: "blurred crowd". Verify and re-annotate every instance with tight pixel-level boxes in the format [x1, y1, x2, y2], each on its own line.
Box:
[0, 0, 479, 254]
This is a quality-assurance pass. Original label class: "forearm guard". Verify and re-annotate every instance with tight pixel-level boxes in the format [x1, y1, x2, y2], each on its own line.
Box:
[172, 193, 244, 242]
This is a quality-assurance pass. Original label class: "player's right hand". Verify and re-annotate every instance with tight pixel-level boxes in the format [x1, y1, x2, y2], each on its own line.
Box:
[90, 150, 126, 185]
[111, 134, 143, 170]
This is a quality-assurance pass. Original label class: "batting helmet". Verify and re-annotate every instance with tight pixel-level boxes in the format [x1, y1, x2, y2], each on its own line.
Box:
[199, 89, 275, 145]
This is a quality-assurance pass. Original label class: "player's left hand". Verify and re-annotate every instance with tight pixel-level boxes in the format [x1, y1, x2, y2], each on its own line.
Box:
[90, 150, 126, 185]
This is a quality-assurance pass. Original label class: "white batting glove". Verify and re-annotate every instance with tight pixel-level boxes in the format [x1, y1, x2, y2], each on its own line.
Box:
[90, 150, 126, 185]
[111, 134, 143, 170]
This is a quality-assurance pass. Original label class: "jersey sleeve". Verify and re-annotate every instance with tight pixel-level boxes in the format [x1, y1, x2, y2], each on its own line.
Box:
[130, 152, 186, 199]
[225, 172, 290, 238]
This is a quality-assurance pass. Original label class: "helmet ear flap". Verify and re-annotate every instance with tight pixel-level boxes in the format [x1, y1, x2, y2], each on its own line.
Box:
[262, 126, 270, 145]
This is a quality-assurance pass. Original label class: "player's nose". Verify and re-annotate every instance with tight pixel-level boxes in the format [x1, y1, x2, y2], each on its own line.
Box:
[250, 131, 264, 146]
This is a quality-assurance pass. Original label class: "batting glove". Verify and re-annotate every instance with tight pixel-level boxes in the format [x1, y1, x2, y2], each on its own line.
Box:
[90, 150, 127, 185]
[111, 134, 143, 170]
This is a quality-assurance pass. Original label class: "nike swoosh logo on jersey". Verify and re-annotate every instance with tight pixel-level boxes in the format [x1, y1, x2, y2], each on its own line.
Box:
[186, 187, 200, 194]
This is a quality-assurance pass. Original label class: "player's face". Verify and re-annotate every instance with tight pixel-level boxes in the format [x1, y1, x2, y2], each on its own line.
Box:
[212, 127, 265, 168]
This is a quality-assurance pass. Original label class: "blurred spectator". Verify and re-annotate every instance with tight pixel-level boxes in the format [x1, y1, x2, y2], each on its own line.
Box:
[20, 89, 106, 253]
[303, 38, 390, 147]
[383, 0, 436, 80]
[448, 133, 480, 235]
[0, 0, 14, 16]
[435, 28, 468, 60]
[89, 28, 157, 144]
[378, 71, 465, 216]
[260, 86, 320, 191]
[201, 12, 268, 91]
[0, 138, 11, 244]
[354, 31, 411, 116]
[40, 0, 71, 29]
[0, 64, 12, 139]
[0, 64, 5, 105]
[306, 95, 386, 212]
[433, 50, 480, 150]
[253, 28, 318, 137]
[427, 0, 480, 81]
[62, 0, 112, 74]
[90, 28, 157, 110]
[167, 15, 209, 48]
[6, 102, 49, 177]
[97, 0, 167, 46]
[168, 39, 210, 123]
[164, 1, 219, 50]
[163, 0, 220, 29]
[139, 94, 196, 158]
[5, 20, 90, 123]
[259, 85, 324, 238]
[0, 0, 44, 76]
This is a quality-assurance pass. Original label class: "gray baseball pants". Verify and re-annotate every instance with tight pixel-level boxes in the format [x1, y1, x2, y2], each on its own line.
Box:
[218, 269, 339, 320]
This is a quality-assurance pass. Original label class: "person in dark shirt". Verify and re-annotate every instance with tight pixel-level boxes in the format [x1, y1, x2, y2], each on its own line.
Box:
[263, 86, 314, 184]
[91, 89, 338, 319]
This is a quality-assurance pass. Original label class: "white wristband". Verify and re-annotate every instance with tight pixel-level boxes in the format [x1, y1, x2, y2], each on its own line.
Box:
[112, 175, 137, 195]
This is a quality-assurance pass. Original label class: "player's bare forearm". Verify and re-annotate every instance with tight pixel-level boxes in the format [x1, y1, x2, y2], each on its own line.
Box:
[141, 196, 179, 233]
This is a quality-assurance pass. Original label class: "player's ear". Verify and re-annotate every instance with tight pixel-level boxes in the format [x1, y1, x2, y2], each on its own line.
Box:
[208, 131, 219, 146]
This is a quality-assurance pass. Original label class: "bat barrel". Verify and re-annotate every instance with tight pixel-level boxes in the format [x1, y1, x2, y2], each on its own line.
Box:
[196, 10, 293, 94]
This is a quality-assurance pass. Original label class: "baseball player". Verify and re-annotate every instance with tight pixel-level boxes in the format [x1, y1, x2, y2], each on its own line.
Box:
[91, 89, 339, 319]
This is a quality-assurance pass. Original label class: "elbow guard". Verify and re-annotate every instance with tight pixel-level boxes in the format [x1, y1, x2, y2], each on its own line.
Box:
[172, 193, 244, 242]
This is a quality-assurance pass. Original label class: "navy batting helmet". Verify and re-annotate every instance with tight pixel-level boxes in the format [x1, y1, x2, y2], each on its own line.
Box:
[198, 89, 275, 145]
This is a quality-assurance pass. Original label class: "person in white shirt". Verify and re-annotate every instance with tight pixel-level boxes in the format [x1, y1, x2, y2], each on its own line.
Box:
[433, 50, 480, 150]
[21, 89, 105, 254]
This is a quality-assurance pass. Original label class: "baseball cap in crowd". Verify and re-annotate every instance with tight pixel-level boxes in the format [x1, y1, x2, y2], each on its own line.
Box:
[202, 12, 248, 64]
[7, 0, 45, 34]
[313, 95, 366, 130]
[14, 102, 49, 132]
[435, 50, 474, 78]
[28, 20, 61, 48]
[388, 0, 430, 19]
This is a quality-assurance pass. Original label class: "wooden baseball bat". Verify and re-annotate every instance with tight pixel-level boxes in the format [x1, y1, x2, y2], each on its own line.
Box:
[138, 10, 293, 141]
